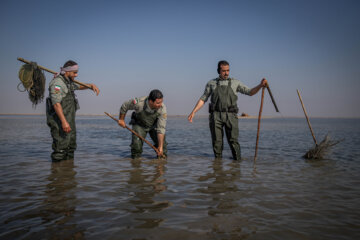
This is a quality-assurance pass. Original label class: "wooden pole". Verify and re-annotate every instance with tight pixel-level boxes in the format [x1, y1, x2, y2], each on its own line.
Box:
[297, 89, 318, 145]
[254, 87, 265, 162]
[104, 112, 163, 157]
[266, 83, 279, 112]
[17, 57, 92, 89]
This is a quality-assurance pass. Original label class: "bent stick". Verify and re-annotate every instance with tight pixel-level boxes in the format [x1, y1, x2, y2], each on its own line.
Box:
[17, 57, 92, 89]
[254, 87, 265, 162]
[104, 112, 162, 156]
[266, 83, 279, 112]
[296, 89, 317, 145]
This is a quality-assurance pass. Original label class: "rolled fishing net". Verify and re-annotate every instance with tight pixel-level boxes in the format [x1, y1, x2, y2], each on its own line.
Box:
[18, 62, 46, 107]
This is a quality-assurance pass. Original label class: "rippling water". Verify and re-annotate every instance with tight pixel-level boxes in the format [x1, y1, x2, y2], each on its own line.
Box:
[0, 115, 359, 239]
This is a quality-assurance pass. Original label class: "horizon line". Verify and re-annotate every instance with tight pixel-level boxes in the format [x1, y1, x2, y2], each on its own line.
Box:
[0, 113, 359, 119]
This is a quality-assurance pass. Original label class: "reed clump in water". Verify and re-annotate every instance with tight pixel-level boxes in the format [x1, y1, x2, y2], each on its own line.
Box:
[303, 134, 341, 159]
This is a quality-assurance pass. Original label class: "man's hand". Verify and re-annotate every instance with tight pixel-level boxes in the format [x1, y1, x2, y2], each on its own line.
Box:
[188, 112, 195, 123]
[118, 119, 126, 128]
[62, 120, 71, 133]
[157, 148, 166, 159]
[188, 99, 205, 123]
[157, 149, 164, 157]
[79, 82, 100, 95]
[156, 133, 165, 158]
[90, 84, 100, 96]
[261, 78, 268, 87]
[158, 146, 163, 155]
[250, 78, 268, 96]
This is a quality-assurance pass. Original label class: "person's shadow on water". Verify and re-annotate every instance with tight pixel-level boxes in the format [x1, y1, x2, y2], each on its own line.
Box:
[123, 158, 169, 229]
[197, 158, 241, 216]
[33, 159, 85, 239]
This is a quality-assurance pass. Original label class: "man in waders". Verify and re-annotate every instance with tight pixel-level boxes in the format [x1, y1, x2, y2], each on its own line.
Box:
[118, 89, 167, 159]
[188, 60, 267, 160]
[46, 60, 100, 161]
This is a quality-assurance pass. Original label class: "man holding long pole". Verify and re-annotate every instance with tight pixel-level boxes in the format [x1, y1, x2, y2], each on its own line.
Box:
[118, 89, 167, 159]
[46, 60, 100, 161]
[188, 60, 267, 160]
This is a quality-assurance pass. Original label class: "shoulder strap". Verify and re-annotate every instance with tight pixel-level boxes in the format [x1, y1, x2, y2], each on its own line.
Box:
[58, 75, 76, 96]
[142, 97, 149, 111]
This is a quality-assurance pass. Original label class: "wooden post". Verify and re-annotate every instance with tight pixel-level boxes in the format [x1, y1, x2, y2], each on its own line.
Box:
[266, 83, 279, 112]
[254, 87, 265, 162]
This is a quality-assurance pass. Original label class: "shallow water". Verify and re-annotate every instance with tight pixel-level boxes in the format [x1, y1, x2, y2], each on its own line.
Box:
[0, 115, 359, 239]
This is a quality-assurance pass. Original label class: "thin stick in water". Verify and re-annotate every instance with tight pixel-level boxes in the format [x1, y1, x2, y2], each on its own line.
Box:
[297, 89, 317, 145]
[254, 87, 265, 162]
[104, 112, 163, 157]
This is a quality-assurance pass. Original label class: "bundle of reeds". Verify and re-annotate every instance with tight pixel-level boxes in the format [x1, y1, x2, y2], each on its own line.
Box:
[297, 89, 340, 159]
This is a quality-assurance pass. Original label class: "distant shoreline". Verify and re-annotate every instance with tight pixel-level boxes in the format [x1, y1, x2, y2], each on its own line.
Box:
[1, 113, 359, 119]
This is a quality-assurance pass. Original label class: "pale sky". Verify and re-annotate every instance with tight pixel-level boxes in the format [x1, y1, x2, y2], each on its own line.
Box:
[1, 0, 359, 117]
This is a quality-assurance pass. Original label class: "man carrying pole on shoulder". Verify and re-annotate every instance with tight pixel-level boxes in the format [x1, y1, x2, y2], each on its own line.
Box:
[188, 60, 267, 160]
[46, 60, 100, 161]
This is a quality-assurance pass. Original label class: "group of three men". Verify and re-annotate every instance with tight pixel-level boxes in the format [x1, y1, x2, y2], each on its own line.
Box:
[47, 60, 267, 161]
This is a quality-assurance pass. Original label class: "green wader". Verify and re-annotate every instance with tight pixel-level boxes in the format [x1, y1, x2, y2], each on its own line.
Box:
[130, 105, 168, 159]
[209, 79, 241, 160]
[46, 76, 79, 161]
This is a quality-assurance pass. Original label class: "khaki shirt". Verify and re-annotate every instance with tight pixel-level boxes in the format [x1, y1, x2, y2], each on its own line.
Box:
[49, 75, 80, 104]
[200, 77, 251, 102]
[120, 96, 167, 134]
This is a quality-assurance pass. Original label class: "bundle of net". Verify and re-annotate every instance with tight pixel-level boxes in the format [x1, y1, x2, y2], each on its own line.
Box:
[18, 62, 46, 107]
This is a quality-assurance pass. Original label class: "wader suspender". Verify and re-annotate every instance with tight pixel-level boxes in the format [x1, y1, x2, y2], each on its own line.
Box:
[131, 100, 160, 129]
[59, 76, 80, 111]
[209, 78, 238, 113]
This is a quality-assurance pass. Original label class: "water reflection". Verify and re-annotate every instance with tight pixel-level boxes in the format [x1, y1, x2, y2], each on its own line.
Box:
[124, 159, 169, 229]
[198, 158, 241, 216]
[39, 159, 84, 239]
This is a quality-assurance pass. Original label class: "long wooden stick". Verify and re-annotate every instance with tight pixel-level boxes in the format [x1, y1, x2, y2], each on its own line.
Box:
[104, 112, 163, 156]
[297, 89, 317, 145]
[266, 83, 279, 112]
[254, 87, 265, 162]
[17, 57, 92, 89]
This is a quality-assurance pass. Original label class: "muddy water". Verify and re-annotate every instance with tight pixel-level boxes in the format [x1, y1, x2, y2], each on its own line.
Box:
[0, 116, 359, 239]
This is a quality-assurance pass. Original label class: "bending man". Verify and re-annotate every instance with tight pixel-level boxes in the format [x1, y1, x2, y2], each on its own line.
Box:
[188, 60, 266, 160]
[118, 89, 167, 159]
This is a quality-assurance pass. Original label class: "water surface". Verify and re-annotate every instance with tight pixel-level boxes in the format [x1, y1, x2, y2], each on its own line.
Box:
[0, 115, 359, 239]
